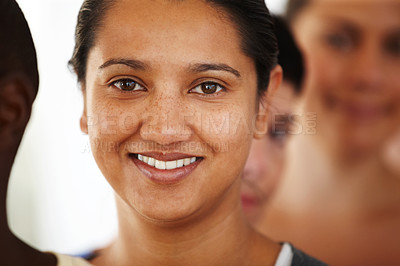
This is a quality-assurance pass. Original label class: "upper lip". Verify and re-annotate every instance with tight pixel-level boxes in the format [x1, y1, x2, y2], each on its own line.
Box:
[130, 152, 202, 161]
[326, 94, 389, 115]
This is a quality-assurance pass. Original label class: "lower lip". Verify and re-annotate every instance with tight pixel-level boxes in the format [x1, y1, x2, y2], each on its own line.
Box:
[241, 194, 259, 209]
[131, 156, 202, 185]
[326, 95, 385, 123]
[342, 104, 383, 122]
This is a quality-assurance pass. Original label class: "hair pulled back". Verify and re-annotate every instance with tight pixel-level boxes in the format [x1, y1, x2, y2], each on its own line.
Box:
[69, 0, 278, 95]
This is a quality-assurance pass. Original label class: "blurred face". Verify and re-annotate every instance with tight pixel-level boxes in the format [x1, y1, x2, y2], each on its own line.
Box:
[241, 82, 296, 223]
[81, 0, 277, 222]
[293, 0, 400, 158]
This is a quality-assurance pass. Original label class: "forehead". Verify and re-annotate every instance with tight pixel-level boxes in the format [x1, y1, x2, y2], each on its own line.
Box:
[303, 0, 400, 31]
[91, 0, 247, 66]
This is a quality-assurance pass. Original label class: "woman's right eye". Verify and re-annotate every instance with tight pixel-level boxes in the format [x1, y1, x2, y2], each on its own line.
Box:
[324, 33, 354, 52]
[110, 79, 146, 92]
[268, 128, 288, 144]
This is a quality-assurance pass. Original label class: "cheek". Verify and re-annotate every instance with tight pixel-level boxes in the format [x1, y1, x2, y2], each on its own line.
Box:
[194, 103, 255, 182]
[206, 106, 254, 155]
[305, 49, 344, 94]
[258, 141, 285, 193]
[85, 95, 142, 163]
[387, 66, 400, 100]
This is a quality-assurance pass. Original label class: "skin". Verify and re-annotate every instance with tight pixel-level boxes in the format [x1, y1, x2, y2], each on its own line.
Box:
[263, 1, 400, 265]
[241, 82, 297, 227]
[0, 74, 56, 266]
[80, 0, 282, 265]
[295, 0, 400, 162]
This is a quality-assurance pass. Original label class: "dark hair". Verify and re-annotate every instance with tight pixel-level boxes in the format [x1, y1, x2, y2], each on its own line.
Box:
[0, 0, 39, 93]
[273, 15, 303, 93]
[286, 0, 310, 23]
[69, 0, 278, 96]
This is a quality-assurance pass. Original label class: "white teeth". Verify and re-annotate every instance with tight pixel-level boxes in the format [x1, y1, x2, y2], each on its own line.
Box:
[137, 154, 198, 170]
[177, 159, 184, 167]
[166, 160, 177, 170]
[148, 157, 155, 166]
[155, 160, 166, 170]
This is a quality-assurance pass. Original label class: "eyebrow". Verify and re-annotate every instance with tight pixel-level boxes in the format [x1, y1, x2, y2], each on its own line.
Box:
[99, 58, 148, 70]
[189, 63, 241, 78]
[98, 58, 241, 78]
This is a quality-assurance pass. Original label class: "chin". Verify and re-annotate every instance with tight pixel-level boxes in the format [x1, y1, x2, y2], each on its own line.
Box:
[329, 122, 391, 160]
[123, 187, 206, 225]
[138, 207, 198, 225]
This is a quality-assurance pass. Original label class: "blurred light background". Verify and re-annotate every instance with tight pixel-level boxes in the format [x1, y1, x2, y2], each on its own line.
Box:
[9, 0, 288, 255]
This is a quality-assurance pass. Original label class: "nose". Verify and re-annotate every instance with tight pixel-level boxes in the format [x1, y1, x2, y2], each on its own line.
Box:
[349, 41, 384, 92]
[140, 90, 192, 146]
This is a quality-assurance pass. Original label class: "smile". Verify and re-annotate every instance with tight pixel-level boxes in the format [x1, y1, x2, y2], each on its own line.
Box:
[130, 153, 203, 184]
[136, 154, 198, 170]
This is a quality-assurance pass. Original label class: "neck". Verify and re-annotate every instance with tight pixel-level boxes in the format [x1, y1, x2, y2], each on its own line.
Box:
[289, 132, 400, 217]
[0, 147, 57, 266]
[0, 147, 17, 232]
[97, 180, 272, 266]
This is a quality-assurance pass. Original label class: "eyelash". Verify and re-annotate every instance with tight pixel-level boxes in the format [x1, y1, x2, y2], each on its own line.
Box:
[109, 78, 146, 93]
[189, 82, 226, 97]
[109, 78, 226, 97]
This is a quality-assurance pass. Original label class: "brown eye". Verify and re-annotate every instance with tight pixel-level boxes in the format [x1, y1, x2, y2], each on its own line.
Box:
[323, 32, 356, 53]
[112, 79, 145, 91]
[201, 83, 217, 94]
[268, 114, 292, 144]
[384, 35, 400, 57]
[191, 82, 224, 95]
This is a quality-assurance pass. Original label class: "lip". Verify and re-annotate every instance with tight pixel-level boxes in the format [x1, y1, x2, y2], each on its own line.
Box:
[341, 103, 385, 121]
[241, 193, 260, 210]
[129, 153, 203, 185]
[135, 152, 198, 161]
[326, 94, 388, 123]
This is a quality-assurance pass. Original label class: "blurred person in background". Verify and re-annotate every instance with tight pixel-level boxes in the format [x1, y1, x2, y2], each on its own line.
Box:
[241, 16, 304, 230]
[262, 0, 400, 265]
[0, 0, 91, 265]
[0, 0, 56, 265]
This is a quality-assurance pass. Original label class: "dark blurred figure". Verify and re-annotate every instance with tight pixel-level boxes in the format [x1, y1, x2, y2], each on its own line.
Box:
[241, 16, 304, 230]
[0, 0, 56, 265]
[263, 0, 400, 265]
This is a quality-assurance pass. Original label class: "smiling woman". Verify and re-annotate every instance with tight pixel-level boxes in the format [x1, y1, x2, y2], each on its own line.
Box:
[51, 0, 327, 265]
[262, 0, 400, 265]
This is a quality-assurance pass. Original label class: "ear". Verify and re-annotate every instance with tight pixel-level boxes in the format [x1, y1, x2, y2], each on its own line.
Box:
[80, 86, 88, 134]
[254, 65, 283, 139]
[0, 75, 36, 148]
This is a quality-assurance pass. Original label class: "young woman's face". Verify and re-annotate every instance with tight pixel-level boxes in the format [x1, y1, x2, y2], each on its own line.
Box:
[241, 82, 296, 223]
[81, 0, 275, 222]
[293, 0, 400, 157]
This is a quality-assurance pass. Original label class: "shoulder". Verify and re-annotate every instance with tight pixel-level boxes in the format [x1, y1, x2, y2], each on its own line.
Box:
[275, 243, 327, 266]
[290, 244, 327, 266]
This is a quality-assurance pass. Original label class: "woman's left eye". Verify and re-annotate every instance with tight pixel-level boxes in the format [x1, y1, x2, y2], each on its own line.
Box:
[190, 82, 225, 95]
[111, 79, 145, 92]
[385, 36, 400, 57]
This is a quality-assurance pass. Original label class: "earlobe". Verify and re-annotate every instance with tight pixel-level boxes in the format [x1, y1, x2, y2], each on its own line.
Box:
[80, 112, 88, 134]
[253, 65, 283, 140]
